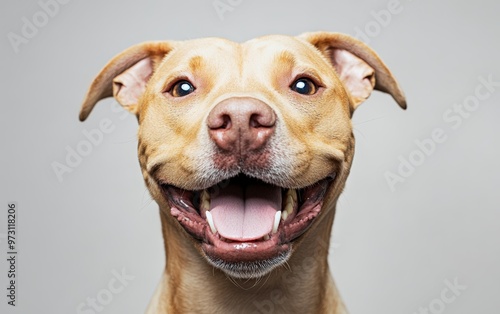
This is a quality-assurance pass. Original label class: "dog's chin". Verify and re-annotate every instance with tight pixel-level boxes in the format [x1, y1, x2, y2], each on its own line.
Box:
[158, 173, 335, 279]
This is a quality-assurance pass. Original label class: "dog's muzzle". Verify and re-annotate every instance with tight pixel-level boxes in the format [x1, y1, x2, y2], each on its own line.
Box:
[157, 97, 337, 278]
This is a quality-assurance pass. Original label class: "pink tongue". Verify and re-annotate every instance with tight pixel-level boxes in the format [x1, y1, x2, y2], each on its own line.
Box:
[210, 183, 281, 241]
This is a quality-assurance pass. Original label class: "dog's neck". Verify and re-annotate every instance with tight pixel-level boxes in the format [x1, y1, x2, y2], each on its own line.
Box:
[150, 205, 346, 314]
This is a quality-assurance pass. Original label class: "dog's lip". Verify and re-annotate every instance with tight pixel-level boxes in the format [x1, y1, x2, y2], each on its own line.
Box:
[160, 174, 335, 262]
[202, 229, 289, 262]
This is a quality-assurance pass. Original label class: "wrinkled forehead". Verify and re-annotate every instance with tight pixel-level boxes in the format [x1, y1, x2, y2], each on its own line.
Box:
[155, 37, 241, 74]
[156, 36, 331, 78]
[242, 35, 334, 81]
[242, 35, 327, 68]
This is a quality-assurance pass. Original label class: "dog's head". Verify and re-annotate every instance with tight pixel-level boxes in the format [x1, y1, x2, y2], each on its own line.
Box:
[80, 32, 405, 279]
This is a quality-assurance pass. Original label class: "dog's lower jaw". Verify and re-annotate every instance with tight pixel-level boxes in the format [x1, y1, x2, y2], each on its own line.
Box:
[146, 203, 348, 314]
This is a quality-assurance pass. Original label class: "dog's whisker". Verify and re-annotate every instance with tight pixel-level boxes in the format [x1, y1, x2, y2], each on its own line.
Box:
[139, 188, 155, 211]
[352, 127, 368, 141]
[260, 271, 272, 288]
[225, 274, 249, 290]
[248, 277, 260, 289]
[283, 261, 292, 272]
[352, 114, 388, 126]
[139, 199, 154, 211]
[111, 136, 138, 144]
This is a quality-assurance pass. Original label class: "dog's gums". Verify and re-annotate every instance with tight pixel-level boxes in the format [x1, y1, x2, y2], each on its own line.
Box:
[160, 174, 335, 278]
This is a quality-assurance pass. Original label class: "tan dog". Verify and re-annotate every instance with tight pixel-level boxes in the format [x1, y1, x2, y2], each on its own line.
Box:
[80, 32, 406, 314]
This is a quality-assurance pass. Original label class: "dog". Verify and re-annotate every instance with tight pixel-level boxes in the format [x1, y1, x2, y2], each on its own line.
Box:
[79, 32, 406, 313]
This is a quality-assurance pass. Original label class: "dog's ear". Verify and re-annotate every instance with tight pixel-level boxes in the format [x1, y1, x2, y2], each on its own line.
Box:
[299, 32, 406, 110]
[79, 41, 175, 121]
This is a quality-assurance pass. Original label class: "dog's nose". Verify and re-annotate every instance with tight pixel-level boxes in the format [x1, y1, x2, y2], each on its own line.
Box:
[207, 97, 276, 152]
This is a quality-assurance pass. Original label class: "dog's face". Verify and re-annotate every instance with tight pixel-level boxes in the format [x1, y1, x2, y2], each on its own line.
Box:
[80, 32, 405, 279]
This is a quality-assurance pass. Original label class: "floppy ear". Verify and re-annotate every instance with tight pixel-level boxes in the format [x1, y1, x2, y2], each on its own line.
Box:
[299, 32, 406, 110]
[79, 41, 175, 121]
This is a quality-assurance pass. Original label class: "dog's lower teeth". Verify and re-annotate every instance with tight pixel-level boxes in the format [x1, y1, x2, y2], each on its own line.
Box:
[205, 211, 217, 234]
[272, 211, 281, 234]
[264, 235, 270, 241]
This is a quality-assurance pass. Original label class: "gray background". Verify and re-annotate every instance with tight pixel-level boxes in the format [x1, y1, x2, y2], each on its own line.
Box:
[1, 0, 499, 313]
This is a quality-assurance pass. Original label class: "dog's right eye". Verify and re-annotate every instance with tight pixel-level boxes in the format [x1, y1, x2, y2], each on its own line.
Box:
[170, 80, 195, 97]
[290, 78, 317, 95]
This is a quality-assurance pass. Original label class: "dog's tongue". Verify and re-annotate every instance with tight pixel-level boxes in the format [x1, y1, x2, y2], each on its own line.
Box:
[210, 182, 281, 241]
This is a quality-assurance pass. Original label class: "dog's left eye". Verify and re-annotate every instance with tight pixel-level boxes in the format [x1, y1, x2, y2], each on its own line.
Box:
[290, 78, 317, 95]
[170, 80, 195, 97]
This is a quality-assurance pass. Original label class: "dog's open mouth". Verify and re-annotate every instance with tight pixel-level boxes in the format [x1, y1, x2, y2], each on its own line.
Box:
[160, 174, 335, 277]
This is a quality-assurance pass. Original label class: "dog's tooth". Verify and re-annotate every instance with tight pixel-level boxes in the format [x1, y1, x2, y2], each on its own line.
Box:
[272, 211, 281, 234]
[283, 189, 295, 216]
[285, 198, 294, 214]
[281, 210, 289, 221]
[201, 190, 210, 210]
[205, 211, 217, 234]
[288, 189, 297, 202]
[264, 235, 270, 241]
